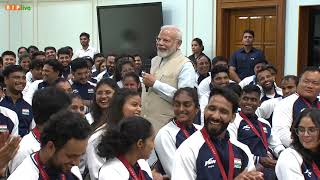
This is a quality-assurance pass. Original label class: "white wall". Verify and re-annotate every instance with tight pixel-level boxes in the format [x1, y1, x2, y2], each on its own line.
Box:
[0, 0, 216, 59]
[284, 0, 320, 75]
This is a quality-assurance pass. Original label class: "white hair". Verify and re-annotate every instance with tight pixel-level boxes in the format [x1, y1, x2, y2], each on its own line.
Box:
[161, 25, 182, 41]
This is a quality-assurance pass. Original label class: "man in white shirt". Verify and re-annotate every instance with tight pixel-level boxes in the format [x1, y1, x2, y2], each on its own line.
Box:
[74, 32, 98, 59]
[272, 67, 320, 147]
[256, 75, 298, 125]
[141, 25, 196, 131]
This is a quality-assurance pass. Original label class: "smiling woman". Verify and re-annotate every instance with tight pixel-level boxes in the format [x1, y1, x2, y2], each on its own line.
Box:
[276, 108, 320, 179]
[154, 87, 201, 178]
[85, 88, 142, 180]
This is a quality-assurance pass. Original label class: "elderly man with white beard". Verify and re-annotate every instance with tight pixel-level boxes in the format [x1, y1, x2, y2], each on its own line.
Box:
[141, 25, 196, 132]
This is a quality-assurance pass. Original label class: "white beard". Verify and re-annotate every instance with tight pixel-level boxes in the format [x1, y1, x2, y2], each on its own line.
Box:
[157, 48, 176, 58]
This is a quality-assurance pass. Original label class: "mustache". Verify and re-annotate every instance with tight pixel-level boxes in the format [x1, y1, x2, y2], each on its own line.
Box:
[205, 117, 229, 137]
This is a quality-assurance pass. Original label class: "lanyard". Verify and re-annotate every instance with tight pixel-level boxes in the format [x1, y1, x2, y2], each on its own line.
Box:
[312, 161, 320, 177]
[34, 152, 66, 180]
[174, 120, 191, 138]
[299, 95, 320, 109]
[117, 155, 145, 180]
[200, 128, 234, 180]
[32, 127, 41, 143]
[239, 112, 268, 150]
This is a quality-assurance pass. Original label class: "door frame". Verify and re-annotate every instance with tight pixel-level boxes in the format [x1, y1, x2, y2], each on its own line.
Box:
[298, 6, 320, 75]
[216, 0, 286, 82]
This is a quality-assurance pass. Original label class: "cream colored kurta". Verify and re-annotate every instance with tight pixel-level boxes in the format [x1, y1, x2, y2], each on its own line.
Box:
[141, 50, 190, 131]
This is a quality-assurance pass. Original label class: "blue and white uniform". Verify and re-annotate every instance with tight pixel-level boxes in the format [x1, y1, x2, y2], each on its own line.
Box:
[239, 75, 257, 88]
[8, 153, 82, 180]
[276, 148, 319, 180]
[155, 120, 201, 177]
[98, 158, 152, 180]
[228, 113, 284, 164]
[256, 96, 283, 126]
[0, 95, 33, 137]
[70, 80, 96, 101]
[272, 93, 320, 147]
[0, 106, 19, 136]
[197, 76, 211, 99]
[94, 70, 109, 82]
[260, 85, 282, 103]
[171, 130, 255, 180]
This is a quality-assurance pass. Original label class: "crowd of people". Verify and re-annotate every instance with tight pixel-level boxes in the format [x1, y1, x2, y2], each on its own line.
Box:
[0, 25, 319, 180]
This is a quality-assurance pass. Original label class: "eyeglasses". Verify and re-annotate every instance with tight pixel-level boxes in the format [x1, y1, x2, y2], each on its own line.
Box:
[155, 37, 181, 44]
[295, 127, 320, 136]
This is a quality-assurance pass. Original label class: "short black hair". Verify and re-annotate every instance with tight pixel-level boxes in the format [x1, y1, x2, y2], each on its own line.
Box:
[80, 32, 90, 39]
[57, 47, 70, 57]
[32, 51, 45, 59]
[44, 46, 56, 52]
[173, 87, 199, 109]
[117, 54, 134, 62]
[226, 83, 242, 97]
[2, 65, 24, 77]
[65, 46, 73, 51]
[82, 56, 94, 67]
[27, 45, 39, 53]
[256, 66, 271, 77]
[212, 56, 228, 66]
[44, 59, 63, 73]
[209, 87, 239, 113]
[55, 78, 72, 85]
[282, 75, 299, 86]
[300, 66, 320, 78]
[40, 110, 91, 150]
[1, 51, 16, 59]
[98, 116, 152, 160]
[242, 84, 261, 97]
[243, 29, 254, 38]
[266, 64, 278, 74]
[30, 59, 44, 70]
[106, 53, 117, 59]
[32, 87, 71, 125]
[18, 47, 27, 53]
[93, 53, 105, 61]
[211, 64, 229, 79]
[253, 59, 268, 68]
[70, 58, 89, 72]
